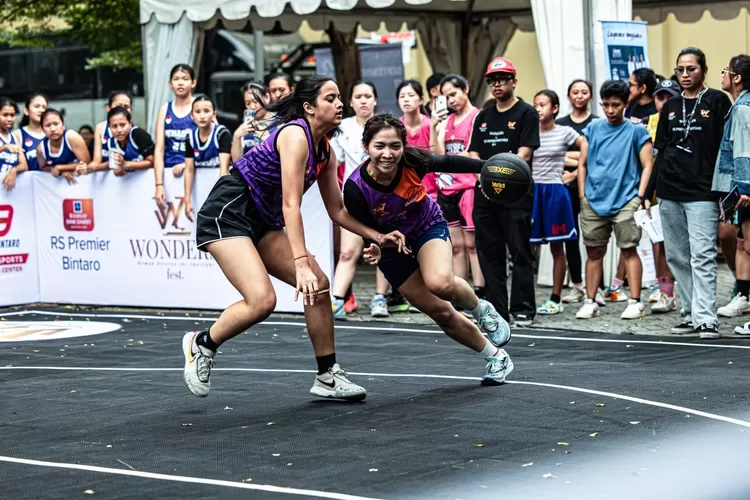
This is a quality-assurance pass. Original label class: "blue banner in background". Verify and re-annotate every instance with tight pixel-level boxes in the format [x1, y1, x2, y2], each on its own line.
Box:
[601, 21, 650, 81]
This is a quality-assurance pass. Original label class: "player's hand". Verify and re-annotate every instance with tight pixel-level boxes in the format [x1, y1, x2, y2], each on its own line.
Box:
[172, 163, 185, 178]
[234, 122, 254, 137]
[561, 171, 576, 185]
[378, 231, 411, 255]
[75, 162, 90, 176]
[7, 144, 24, 156]
[430, 108, 448, 128]
[62, 172, 77, 185]
[155, 185, 166, 208]
[185, 200, 194, 222]
[3, 168, 17, 191]
[114, 167, 126, 177]
[735, 194, 750, 209]
[294, 258, 319, 306]
[363, 243, 382, 265]
[638, 197, 652, 217]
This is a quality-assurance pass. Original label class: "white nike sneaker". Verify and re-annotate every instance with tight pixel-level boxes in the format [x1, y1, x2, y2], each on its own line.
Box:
[481, 349, 515, 386]
[621, 299, 646, 319]
[182, 331, 215, 397]
[576, 299, 600, 319]
[310, 363, 367, 401]
[717, 294, 750, 318]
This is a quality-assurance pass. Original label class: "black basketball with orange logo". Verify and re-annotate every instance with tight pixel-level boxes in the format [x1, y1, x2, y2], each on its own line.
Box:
[480, 153, 533, 204]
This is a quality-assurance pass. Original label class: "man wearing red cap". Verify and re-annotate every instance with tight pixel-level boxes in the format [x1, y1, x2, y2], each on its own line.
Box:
[467, 56, 540, 326]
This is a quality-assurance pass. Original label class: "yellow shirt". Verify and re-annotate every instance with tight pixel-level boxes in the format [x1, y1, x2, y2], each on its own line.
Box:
[646, 113, 659, 142]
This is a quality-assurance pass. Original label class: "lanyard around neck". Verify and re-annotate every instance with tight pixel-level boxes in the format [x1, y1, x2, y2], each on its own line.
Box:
[680, 87, 707, 144]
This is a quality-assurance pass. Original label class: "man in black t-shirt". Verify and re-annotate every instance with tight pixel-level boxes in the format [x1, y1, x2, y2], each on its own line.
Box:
[626, 68, 658, 123]
[467, 57, 540, 325]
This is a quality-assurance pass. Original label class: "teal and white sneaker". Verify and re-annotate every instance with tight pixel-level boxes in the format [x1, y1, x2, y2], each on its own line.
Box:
[370, 294, 390, 318]
[481, 349, 514, 386]
[537, 299, 563, 315]
[476, 299, 511, 347]
[332, 298, 346, 319]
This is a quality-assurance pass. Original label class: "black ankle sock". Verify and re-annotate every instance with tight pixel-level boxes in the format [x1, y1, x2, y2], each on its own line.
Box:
[333, 295, 345, 301]
[197, 329, 220, 352]
[550, 294, 561, 304]
[631, 296, 641, 303]
[316, 353, 336, 375]
[737, 280, 750, 298]
[474, 286, 485, 299]
[345, 284, 353, 300]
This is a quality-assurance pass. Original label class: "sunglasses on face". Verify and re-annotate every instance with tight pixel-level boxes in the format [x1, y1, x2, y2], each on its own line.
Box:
[674, 66, 700, 76]
[721, 67, 736, 76]
[486, 78, 512, 87]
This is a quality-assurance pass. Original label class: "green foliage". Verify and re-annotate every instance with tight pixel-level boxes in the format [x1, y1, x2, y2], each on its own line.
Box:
[0, 0, 142, 70]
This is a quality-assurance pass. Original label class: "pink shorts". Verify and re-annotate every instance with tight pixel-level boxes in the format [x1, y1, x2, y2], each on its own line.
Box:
[437, 188, 475, 231]
[422, 172, 438, 200]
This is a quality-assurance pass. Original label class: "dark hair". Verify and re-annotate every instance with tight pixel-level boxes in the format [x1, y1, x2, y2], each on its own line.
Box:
[41, 108, 65, 126]
[439, 74, 470, 94]
[349, 80, 378, 101]
[677, 47, 707, 74]
[730, 54, 750, 91]
[107, 106, 131, 123]
[0, 97, 18, 114]
[266, 72, 294, 88]
[170, 64, 195, 80]
[78, 124, 94, 134]
[25, 92, 48, 109]
[396, 80, 424, 100]
[264, 75, 340, 138]
[191, 94, 215, 111]
[654, 74, 666, 84]
[599, 80, 629, 102]
[107, 90, 132, 107]
[534, 89, 561, 117]
[426, 73, 446, 91]
[632, 68, 657, 95]
[362, 113, 432, 171]
[567, 79, 593, 97]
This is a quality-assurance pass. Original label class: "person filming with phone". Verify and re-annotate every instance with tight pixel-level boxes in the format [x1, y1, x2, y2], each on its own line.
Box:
[232, 82, 274, 161]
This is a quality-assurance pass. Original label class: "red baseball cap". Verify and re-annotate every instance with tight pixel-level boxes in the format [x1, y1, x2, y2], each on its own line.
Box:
[485, 57, 517, 78]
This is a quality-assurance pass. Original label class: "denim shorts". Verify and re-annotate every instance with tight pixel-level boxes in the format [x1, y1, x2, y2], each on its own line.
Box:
[378, 220, 451, 290]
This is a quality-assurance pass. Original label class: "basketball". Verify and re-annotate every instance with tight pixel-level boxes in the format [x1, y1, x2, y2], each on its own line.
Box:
[480, 153, 533, 204]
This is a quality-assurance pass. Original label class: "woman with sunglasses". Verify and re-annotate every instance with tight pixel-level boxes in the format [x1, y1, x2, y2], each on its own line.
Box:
[643, 47, 732, 338]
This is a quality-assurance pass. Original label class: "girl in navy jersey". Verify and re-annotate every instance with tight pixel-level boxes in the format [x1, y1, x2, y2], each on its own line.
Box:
[154, 64, 197, 208]
[184, 96, 231, 220]
[0, 98, 28, 191]
[182, 76, 407, 402]
[36, 109, 91, 182]
[345, 113, 513, 385]
[231, 82, 274, 161]
[89, 91, 133, 173]
[105, 107, 155, 176]
[12, 93, 47, 172]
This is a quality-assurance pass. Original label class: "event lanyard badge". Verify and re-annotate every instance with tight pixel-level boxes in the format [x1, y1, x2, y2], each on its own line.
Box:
[676, 87, 707, 154]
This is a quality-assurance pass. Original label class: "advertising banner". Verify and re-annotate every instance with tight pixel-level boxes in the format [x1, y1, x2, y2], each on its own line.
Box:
[33, 170, 332, 312]
[601, 21, 650, 81]
[0, 174, 40, 306]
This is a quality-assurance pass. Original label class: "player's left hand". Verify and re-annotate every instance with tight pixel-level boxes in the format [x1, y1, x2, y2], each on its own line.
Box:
[378, 231, 411, 254]
[363, 243, 382, 265]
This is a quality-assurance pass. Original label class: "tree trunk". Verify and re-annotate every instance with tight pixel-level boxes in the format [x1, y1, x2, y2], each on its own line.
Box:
[326, 22, 361, 116]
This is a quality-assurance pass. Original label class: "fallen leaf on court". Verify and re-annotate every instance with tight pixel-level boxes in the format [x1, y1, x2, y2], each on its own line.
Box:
[224, 407, 233, 411]
[595, 403, 605, 407]
[528, 343, 535, 347]
[728, 361, 733, 365]
[84, 490, 95, 495]
[272, 453, 280, 457]
[589, 432, 599, 437]
[70, 390, 77, 393]
[563, 450, 571, 454]
[369, 468, 378, 472]
[32, 350, 39, 353]
[629, 421, 641, 425]
[122, 319, 132, 323]
[182, 423, 192, 427]
[106, 445, 112, 448]
[287, 462, 293, 466]
[127, 339, 134, 342]
[1, 317, 6, 321]
[473, 444, 485, 448]
[137, 340, 144, 345]
[542, 473, 557, 479]
[185, 313, 189, 317]
[243, 478, 252, 483]
[267, 422, 275, 426]
[162, 322, 166, 327]
[241, 426, 248, 429]
[556, 442, 569, 446]
[626, 345, 633, 348]
[522, 462, 534, 467]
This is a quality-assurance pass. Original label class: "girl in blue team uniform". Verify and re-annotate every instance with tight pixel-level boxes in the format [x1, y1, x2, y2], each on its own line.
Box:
[231, 82, 274, 162]
[154, 64, 197, 208]
[106, 107, 155, 175]
[88, 91, 133, 174]
[36, 109, 91, 183]
[12, 93, 48, 172]
[183, 96, 232, 221]
[0, 97, 28, 191]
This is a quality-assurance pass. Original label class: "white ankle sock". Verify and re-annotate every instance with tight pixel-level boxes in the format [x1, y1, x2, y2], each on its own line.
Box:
[470, 299, 484, 320]
[480, 339, 499, 358]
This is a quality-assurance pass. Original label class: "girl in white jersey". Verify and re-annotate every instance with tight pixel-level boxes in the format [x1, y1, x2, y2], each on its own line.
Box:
[154, 64, 196, 209]
[329, 80, 378, 319]
[87, 91, 133, 175]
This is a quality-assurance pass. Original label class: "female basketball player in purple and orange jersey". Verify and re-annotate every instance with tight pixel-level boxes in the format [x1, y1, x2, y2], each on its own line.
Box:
[345, 114, 513, 385]
[88, 91, 133, 173]
[0, 98, 28, 191]
[11, 93, 47, 172]
[154, 64, 197, 208]
[182, 76, 408, 401]
[36, 109, 91, 182]
[429, 74, 485, 304]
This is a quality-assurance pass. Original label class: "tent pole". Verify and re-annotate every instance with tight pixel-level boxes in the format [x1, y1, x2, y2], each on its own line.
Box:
[254, 30, 265, 83]
[582, 0, 597, 93]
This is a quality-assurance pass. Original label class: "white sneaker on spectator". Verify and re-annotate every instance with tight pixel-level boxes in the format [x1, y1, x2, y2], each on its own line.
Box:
[621, 299, 645, 319]
[734, 322, 750, 335]
[651, 292, 676, 314]
[576, 299, 600, 319]
[717, 294, 750, 317]
[595, 290, 607, 307]
[562, 286, 585, 304]
[648, 284, 661, 303]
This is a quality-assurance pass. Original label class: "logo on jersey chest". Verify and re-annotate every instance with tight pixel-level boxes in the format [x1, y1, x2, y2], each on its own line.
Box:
[24, 139, 32, 147]
[700, 109, 710, 118]
[165, 115, 173, 125]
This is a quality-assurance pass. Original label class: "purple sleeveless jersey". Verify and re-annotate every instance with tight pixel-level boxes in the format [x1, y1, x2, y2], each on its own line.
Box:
[348, 162, 444, 240]
[233, 118, 329, 230]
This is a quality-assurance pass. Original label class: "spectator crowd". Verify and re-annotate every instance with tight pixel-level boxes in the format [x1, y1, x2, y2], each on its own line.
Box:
[2, 46, 750, 339]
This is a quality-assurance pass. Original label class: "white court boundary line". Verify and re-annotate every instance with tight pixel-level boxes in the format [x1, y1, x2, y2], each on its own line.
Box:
[3, 309, 750, 351]
[0, 455, 381, 500]
[3, 366, 750, 429]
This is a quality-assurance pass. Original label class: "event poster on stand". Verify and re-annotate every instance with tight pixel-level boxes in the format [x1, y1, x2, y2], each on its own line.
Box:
[601, 21, 650, 81]
[0, 175, 40, 306]
[31, 170, 333, 312]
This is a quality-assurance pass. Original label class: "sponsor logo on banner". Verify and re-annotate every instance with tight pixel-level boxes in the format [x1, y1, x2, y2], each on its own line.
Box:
[63, 199, 95, 231]
[0, 320, 122, 342]
[0, 204, 12, 237]
[0, 205, 24, 272]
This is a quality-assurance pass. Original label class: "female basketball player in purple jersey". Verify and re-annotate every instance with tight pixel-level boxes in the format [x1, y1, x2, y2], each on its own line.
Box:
[182, 76, 408, 401]
[346, 114, 513, 384]
[12, 93, 47, 172]
[154, 64, 197, 208]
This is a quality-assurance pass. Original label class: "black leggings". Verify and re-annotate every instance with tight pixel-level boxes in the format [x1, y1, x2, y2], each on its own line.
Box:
[565, 180, 583, 284]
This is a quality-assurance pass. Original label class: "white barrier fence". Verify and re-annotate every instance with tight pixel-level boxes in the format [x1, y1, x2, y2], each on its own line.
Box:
[0, 171, 333, 312]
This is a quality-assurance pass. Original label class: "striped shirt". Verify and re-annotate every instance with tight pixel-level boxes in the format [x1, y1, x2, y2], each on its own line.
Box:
[532, 125, 579, 184]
